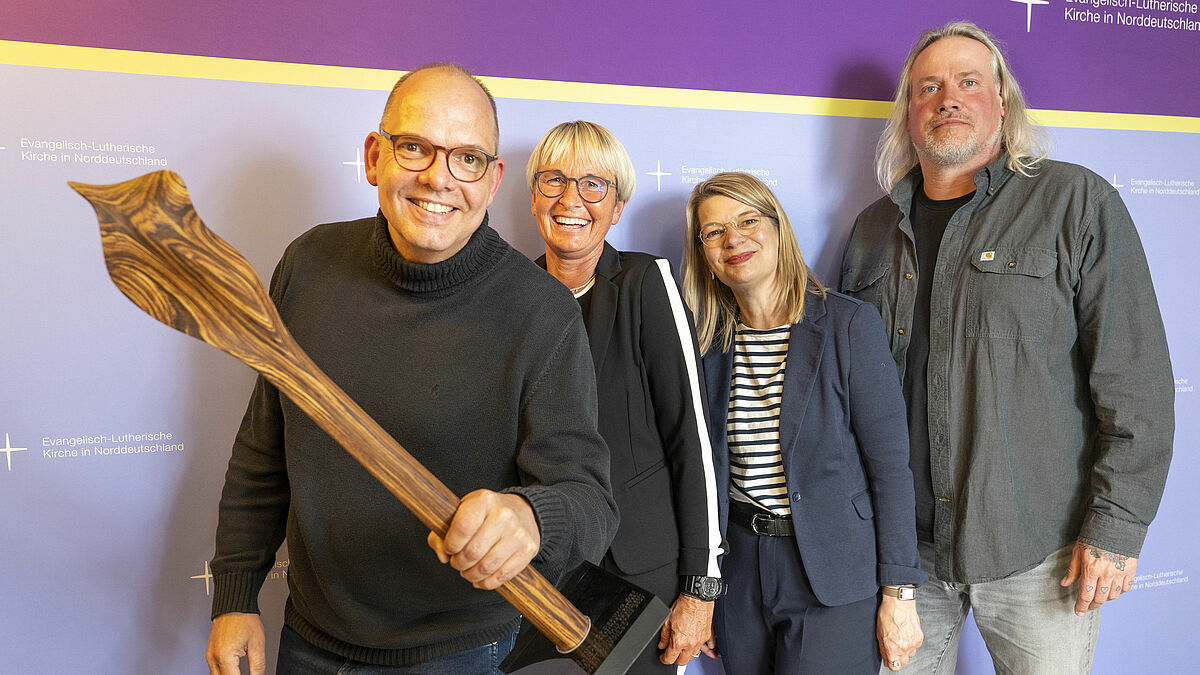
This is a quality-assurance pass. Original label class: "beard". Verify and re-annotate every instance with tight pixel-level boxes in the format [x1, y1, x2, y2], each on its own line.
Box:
[918, 114, 1003, 167]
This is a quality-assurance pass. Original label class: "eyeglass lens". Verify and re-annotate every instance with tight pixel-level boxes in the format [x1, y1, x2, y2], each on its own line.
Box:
[537, 171, 611, 203]
[389, 134, 492, 182]
[699, 216, 765, 246]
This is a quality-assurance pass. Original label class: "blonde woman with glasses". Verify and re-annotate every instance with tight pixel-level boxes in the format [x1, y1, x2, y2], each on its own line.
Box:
[527, 121, 723, 672]
[683, 172, 925, 673]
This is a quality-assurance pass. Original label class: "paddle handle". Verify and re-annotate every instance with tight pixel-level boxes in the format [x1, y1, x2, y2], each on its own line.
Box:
[257, 331, 591, 651]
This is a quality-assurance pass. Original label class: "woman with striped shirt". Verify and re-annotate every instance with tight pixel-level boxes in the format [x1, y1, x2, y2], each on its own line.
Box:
[682, 172, 925, 673]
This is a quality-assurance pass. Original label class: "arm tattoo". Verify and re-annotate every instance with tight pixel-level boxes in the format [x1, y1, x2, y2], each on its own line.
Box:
[1086, 545, 1129, 571]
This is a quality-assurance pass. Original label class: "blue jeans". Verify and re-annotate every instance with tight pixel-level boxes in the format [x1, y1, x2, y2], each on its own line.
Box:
[277, 624, 517, 674]
[897, 540, 1100, 675]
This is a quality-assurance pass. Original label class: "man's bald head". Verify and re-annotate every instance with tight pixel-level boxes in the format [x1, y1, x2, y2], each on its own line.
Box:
[381, 63, 499, 153]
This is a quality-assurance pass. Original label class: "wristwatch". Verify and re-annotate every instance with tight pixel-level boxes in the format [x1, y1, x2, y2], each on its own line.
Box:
[680, 575, 727, 601]
[882, 585, 916, 600]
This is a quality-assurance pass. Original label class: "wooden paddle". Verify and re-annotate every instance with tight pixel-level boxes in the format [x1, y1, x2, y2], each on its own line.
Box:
[68, 170, 593, 652]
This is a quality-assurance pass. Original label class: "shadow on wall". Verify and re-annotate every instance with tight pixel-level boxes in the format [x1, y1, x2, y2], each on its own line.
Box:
[493, 141, 548, 259]
[623, 191, 690, 275]
[810, 59, 896, 286]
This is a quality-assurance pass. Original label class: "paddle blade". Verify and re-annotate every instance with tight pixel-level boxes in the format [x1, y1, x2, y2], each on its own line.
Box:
[68, 170, 285, 361]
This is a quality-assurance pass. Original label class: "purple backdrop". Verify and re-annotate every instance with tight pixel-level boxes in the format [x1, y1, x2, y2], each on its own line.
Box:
[2, 2, 1197, 674]
[5, 0, 1200, 117]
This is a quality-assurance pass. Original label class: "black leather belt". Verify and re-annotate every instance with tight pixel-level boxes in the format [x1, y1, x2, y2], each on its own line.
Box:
[731, 499, 795, 537]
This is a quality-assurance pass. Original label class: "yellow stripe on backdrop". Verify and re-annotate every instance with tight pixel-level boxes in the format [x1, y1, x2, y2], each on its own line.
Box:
[3, 39, 1198, 133]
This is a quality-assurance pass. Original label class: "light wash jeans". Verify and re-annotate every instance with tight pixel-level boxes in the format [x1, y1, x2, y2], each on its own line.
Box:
[896, 540, 1100, 675]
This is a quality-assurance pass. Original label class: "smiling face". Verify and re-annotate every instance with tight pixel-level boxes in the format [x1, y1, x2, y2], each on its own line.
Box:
[697, 194, 778, 301]
[364, 67, 504, 264]
[908, 35, 1005, 171]
[531, 161, 624, 268]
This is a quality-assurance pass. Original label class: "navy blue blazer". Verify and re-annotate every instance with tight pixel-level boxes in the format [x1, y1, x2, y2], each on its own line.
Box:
[703, 290, 925, 606]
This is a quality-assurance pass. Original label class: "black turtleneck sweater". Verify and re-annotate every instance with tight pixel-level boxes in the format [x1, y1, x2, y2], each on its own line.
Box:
[211, 213, 617, 665]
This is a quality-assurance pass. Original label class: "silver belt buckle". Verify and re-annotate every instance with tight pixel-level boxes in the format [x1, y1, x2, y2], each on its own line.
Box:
[751, 513, 774, 536]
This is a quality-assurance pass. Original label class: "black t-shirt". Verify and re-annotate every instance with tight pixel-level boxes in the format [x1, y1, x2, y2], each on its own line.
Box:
[905, 186, 974, 540]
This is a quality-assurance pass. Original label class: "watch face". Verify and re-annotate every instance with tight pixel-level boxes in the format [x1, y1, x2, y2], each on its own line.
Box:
[684, 576, 724, 600]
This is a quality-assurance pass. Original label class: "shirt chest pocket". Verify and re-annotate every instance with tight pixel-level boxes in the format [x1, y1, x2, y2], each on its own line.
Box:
[842, 265, 892, 323]
[966, 247, 1058, 342]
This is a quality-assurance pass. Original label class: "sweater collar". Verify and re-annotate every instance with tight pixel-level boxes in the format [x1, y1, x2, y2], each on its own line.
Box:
[370, 210, 508, 296]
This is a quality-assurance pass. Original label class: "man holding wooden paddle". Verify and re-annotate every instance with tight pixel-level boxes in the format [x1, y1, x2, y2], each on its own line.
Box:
[204, 63, 618, 674]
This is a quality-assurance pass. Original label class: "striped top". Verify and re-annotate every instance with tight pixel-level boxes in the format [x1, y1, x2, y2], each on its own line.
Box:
[727, 323, 791, 516]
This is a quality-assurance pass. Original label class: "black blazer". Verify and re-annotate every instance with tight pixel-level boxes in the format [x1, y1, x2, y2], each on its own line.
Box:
[542, 244, 722, 577]
[704, 291, 926, 605]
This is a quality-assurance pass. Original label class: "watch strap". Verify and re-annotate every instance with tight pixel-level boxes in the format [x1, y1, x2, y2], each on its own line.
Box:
[679, 575, 727, 601]
[881, 584, 916, 600]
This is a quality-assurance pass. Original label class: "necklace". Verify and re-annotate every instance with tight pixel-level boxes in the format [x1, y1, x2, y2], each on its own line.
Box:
[569, 275, 596, 296]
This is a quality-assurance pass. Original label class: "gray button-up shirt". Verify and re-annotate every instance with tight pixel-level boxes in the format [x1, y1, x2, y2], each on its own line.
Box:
[840, 154, 1174, 583]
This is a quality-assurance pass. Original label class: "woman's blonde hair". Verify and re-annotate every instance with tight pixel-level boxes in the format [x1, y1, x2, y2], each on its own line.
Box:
[875, 21, 1049, 192]
[525, 120, 636, 203]
[682, 172, 825, 354]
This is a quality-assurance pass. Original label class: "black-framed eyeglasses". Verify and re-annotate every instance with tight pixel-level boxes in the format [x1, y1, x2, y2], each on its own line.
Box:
[535, 170, 616, 203]
[378, 129, 498, 183]
[698, 214, 772, 247]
